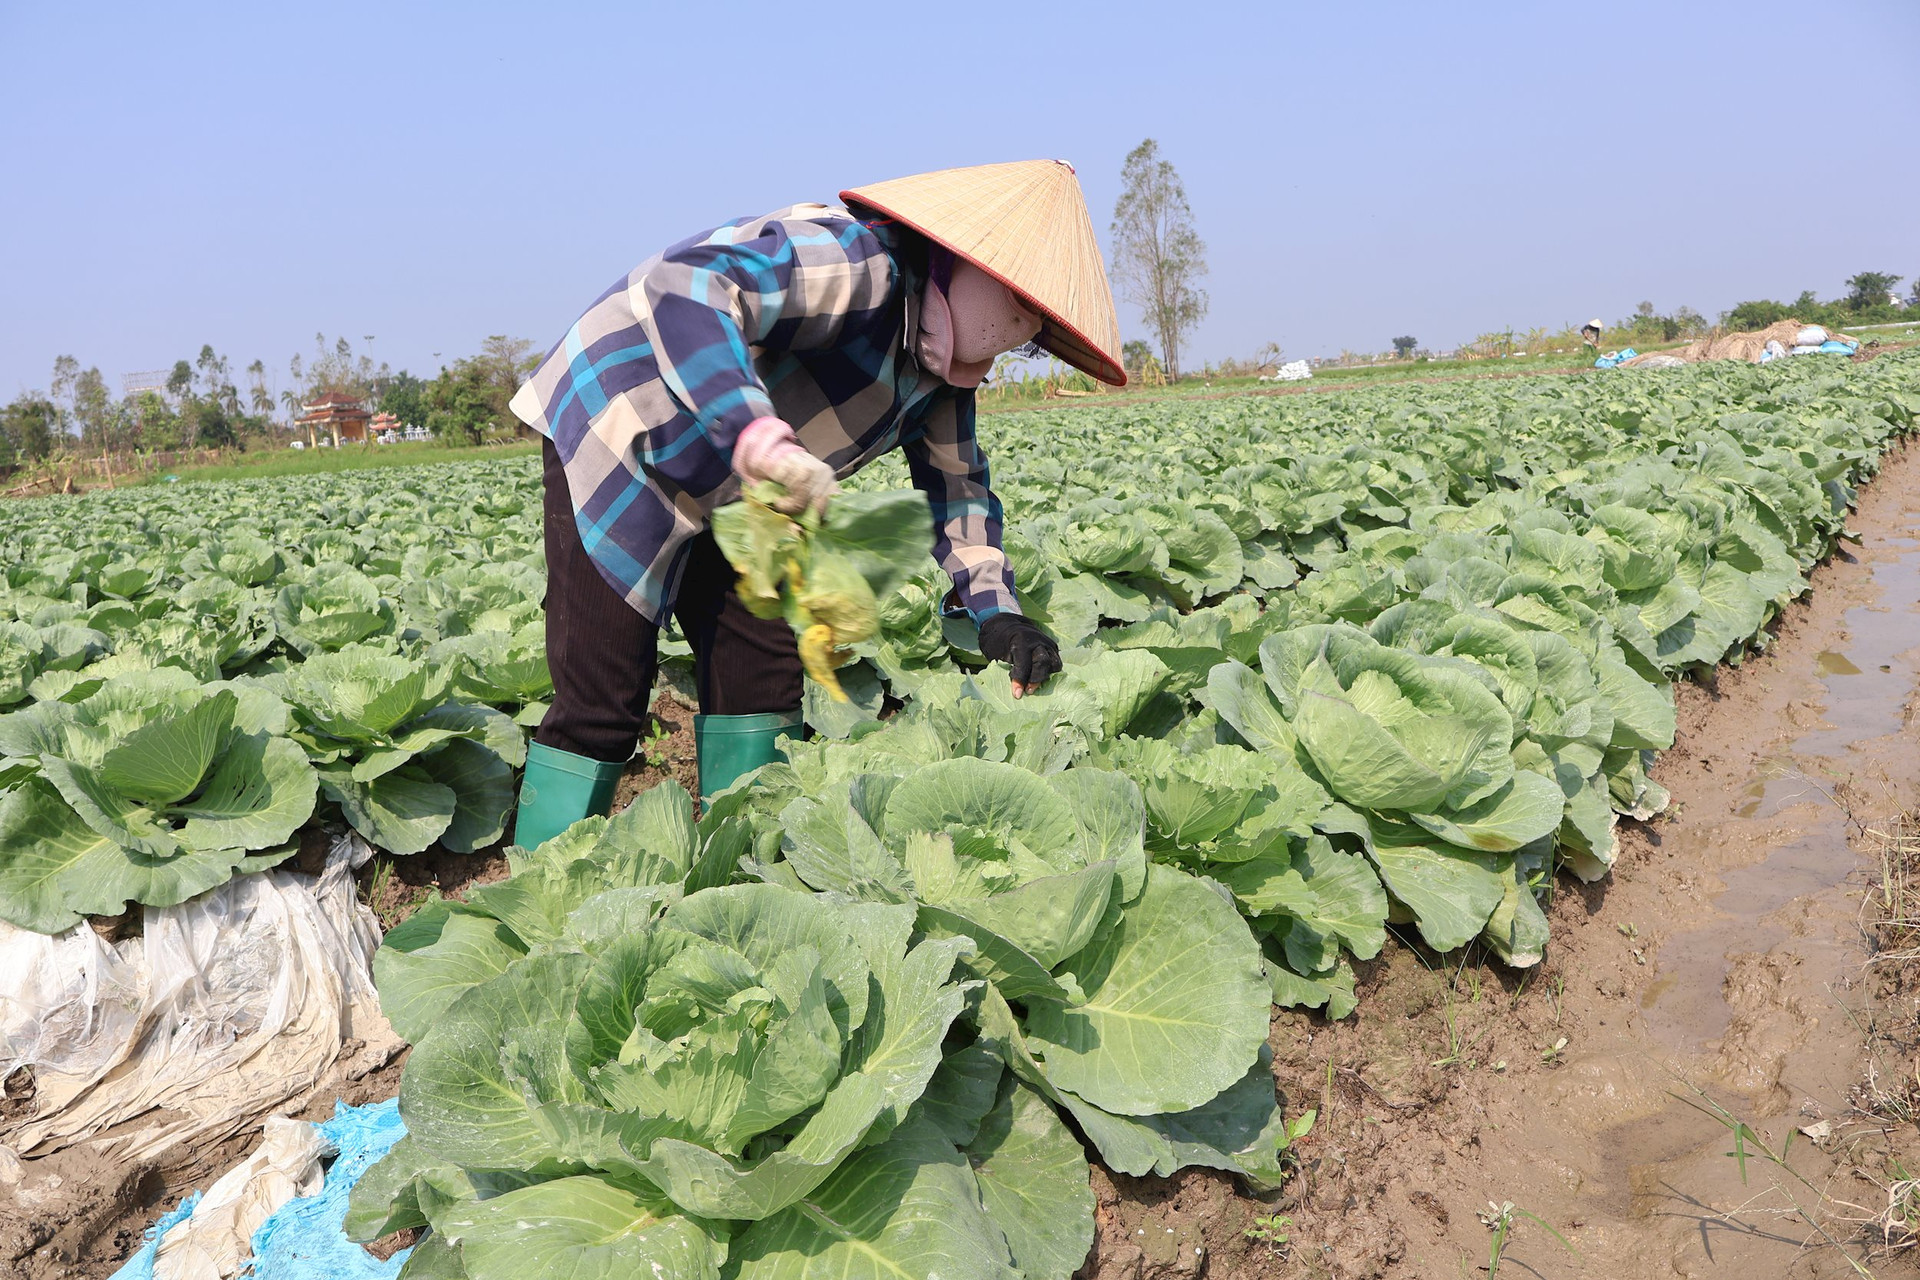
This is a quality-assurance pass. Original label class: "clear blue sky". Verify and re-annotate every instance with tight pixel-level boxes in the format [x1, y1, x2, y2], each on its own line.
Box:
[3, 0, 1915, 399]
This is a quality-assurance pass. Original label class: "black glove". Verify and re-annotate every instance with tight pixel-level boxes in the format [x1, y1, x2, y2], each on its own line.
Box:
[978, 613, 1062, 697]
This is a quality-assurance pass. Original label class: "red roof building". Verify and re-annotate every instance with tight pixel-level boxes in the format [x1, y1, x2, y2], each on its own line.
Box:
[297, 392, 372, 446]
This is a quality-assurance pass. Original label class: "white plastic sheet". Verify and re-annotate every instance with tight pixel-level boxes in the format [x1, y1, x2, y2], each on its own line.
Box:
[151, 1116, 334, 1280]
[0, 831, 401, 1168]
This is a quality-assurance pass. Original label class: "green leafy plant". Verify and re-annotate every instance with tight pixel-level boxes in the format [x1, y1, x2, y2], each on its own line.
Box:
[353, 781, 1095, 1280]
[1245, 1211, 1293, 1256]
[0, 668, 317, 932]
[276, 645, 525, 854]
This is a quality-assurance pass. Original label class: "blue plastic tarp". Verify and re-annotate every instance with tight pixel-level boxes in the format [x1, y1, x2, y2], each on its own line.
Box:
[109, 1098, 410, 1280]
[249, 1098, 410, 1279]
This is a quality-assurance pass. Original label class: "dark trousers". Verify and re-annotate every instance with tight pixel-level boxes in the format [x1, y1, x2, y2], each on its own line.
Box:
[536, 440, 804, 762]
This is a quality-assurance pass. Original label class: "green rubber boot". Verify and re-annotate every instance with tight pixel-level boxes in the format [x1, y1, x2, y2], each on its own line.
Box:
[695, 711, 803, 801]
[511, 741, 623, 850]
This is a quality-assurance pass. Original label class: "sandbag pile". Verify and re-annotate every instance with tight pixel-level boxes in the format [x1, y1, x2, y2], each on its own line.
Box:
[1620, 318, 1860, 367]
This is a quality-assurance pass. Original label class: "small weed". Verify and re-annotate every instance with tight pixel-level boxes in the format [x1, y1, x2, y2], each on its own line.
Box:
[1507, 970, 1532, 1009]
[1478, 1200, 1576, 1277]
[365, 856, 391, 903]
[362, 857, 398, 927]
[1431, 994, 1466, 1068]
[1431, 949, 1494, 1069]
[1540, 1036, 1569, 1065]
[1245, 1213, 1293, 1258]
[1617, 921, 1640, 939]
[641, 717, 674, 768]
[1546, 973, 1565, 1023]
[1874, 1160, 1920, 1256]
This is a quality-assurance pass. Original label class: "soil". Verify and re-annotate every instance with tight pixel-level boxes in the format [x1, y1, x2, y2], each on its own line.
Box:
[18, 448, 1920, 1280]
[612, 692, 702, 812]
[1076, 441, 1920, 1279]
[2, 1038, 409, 1280]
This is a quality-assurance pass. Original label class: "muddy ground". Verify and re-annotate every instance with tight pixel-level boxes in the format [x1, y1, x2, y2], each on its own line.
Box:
[1085, 442, 1920, 1279]
[13, 444, 1920, 1279]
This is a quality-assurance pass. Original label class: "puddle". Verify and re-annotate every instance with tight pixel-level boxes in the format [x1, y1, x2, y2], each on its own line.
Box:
[1794, 539, 1920, 758]
[1730, 755, 1822, 820]
[1813, 649, 1860, 677]
[1639, 971, 1678, 1010]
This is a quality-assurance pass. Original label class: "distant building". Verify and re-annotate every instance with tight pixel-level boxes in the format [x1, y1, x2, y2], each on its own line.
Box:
[121, 370, 173, 399]
[296, 391, 372, 447]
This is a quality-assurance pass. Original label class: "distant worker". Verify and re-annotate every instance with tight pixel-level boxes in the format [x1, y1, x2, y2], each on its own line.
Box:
[1580, 318, 1604, 349]
[506, 160, 1126, 849]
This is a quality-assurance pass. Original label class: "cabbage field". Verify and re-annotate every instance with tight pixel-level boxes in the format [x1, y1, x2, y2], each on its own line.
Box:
[3, 351, 1918, 1279]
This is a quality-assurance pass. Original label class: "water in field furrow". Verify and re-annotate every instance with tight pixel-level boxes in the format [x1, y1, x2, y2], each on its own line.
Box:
[1640, 531, 1920, 1060]
[1568, 487, 1920, 1277]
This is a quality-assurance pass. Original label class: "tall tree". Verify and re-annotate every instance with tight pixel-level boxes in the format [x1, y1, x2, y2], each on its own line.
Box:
[423, 336, 538, 445]
[0, 395, 58, 462]
[246, 359, 274, 418]
[72, 367, 114, 450]
[49, 355, 81, 442]
[1392, 336, 1418, 358]
[1844, 271, 1903, 310]
[1109, 139, 1209, 380]
[378, 371, 428, 426]
[294, 333, 389, 401]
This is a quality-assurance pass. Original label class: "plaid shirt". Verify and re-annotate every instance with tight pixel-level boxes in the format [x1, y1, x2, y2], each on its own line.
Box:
[509, 204, 1018, 626]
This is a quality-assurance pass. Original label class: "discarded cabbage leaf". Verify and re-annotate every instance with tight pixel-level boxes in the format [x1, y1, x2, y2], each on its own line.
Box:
[712, 484, 932, 701]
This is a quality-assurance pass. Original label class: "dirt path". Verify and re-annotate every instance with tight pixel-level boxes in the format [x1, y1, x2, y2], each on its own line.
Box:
[1088, 443, 1920, 1280]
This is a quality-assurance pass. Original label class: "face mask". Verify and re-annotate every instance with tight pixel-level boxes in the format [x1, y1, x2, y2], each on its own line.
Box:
[916, 248, 1043, 388]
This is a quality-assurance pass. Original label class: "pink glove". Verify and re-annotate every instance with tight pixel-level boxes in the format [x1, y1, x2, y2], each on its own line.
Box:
[733, 417, 837, 518]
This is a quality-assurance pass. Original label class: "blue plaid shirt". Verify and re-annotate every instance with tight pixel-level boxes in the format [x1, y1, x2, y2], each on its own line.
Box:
[509, 205, 1018, 626]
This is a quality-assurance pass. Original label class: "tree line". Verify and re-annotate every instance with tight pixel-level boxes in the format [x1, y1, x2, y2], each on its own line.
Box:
[0, 334, 540, 468]
[1723, 271, 1915, 333]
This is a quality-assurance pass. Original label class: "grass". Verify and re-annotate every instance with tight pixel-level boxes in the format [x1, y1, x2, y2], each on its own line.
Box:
[1853, 816, 1920, 1261]
[1868, 814, 1920, 959]
[125, 438, 540, 487]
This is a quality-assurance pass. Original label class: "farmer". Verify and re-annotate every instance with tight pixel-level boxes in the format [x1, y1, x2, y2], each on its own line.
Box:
[507, 159, 1127, 848]
[1580, 318, 1604, 349]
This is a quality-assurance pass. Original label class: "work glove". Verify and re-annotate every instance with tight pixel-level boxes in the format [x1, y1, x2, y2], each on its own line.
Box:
[978, 613, 1062, 699]
[734, 416, 836, 518]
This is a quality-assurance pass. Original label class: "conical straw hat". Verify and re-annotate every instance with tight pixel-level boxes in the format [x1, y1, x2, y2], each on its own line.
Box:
[842, 159, 1127, 387]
